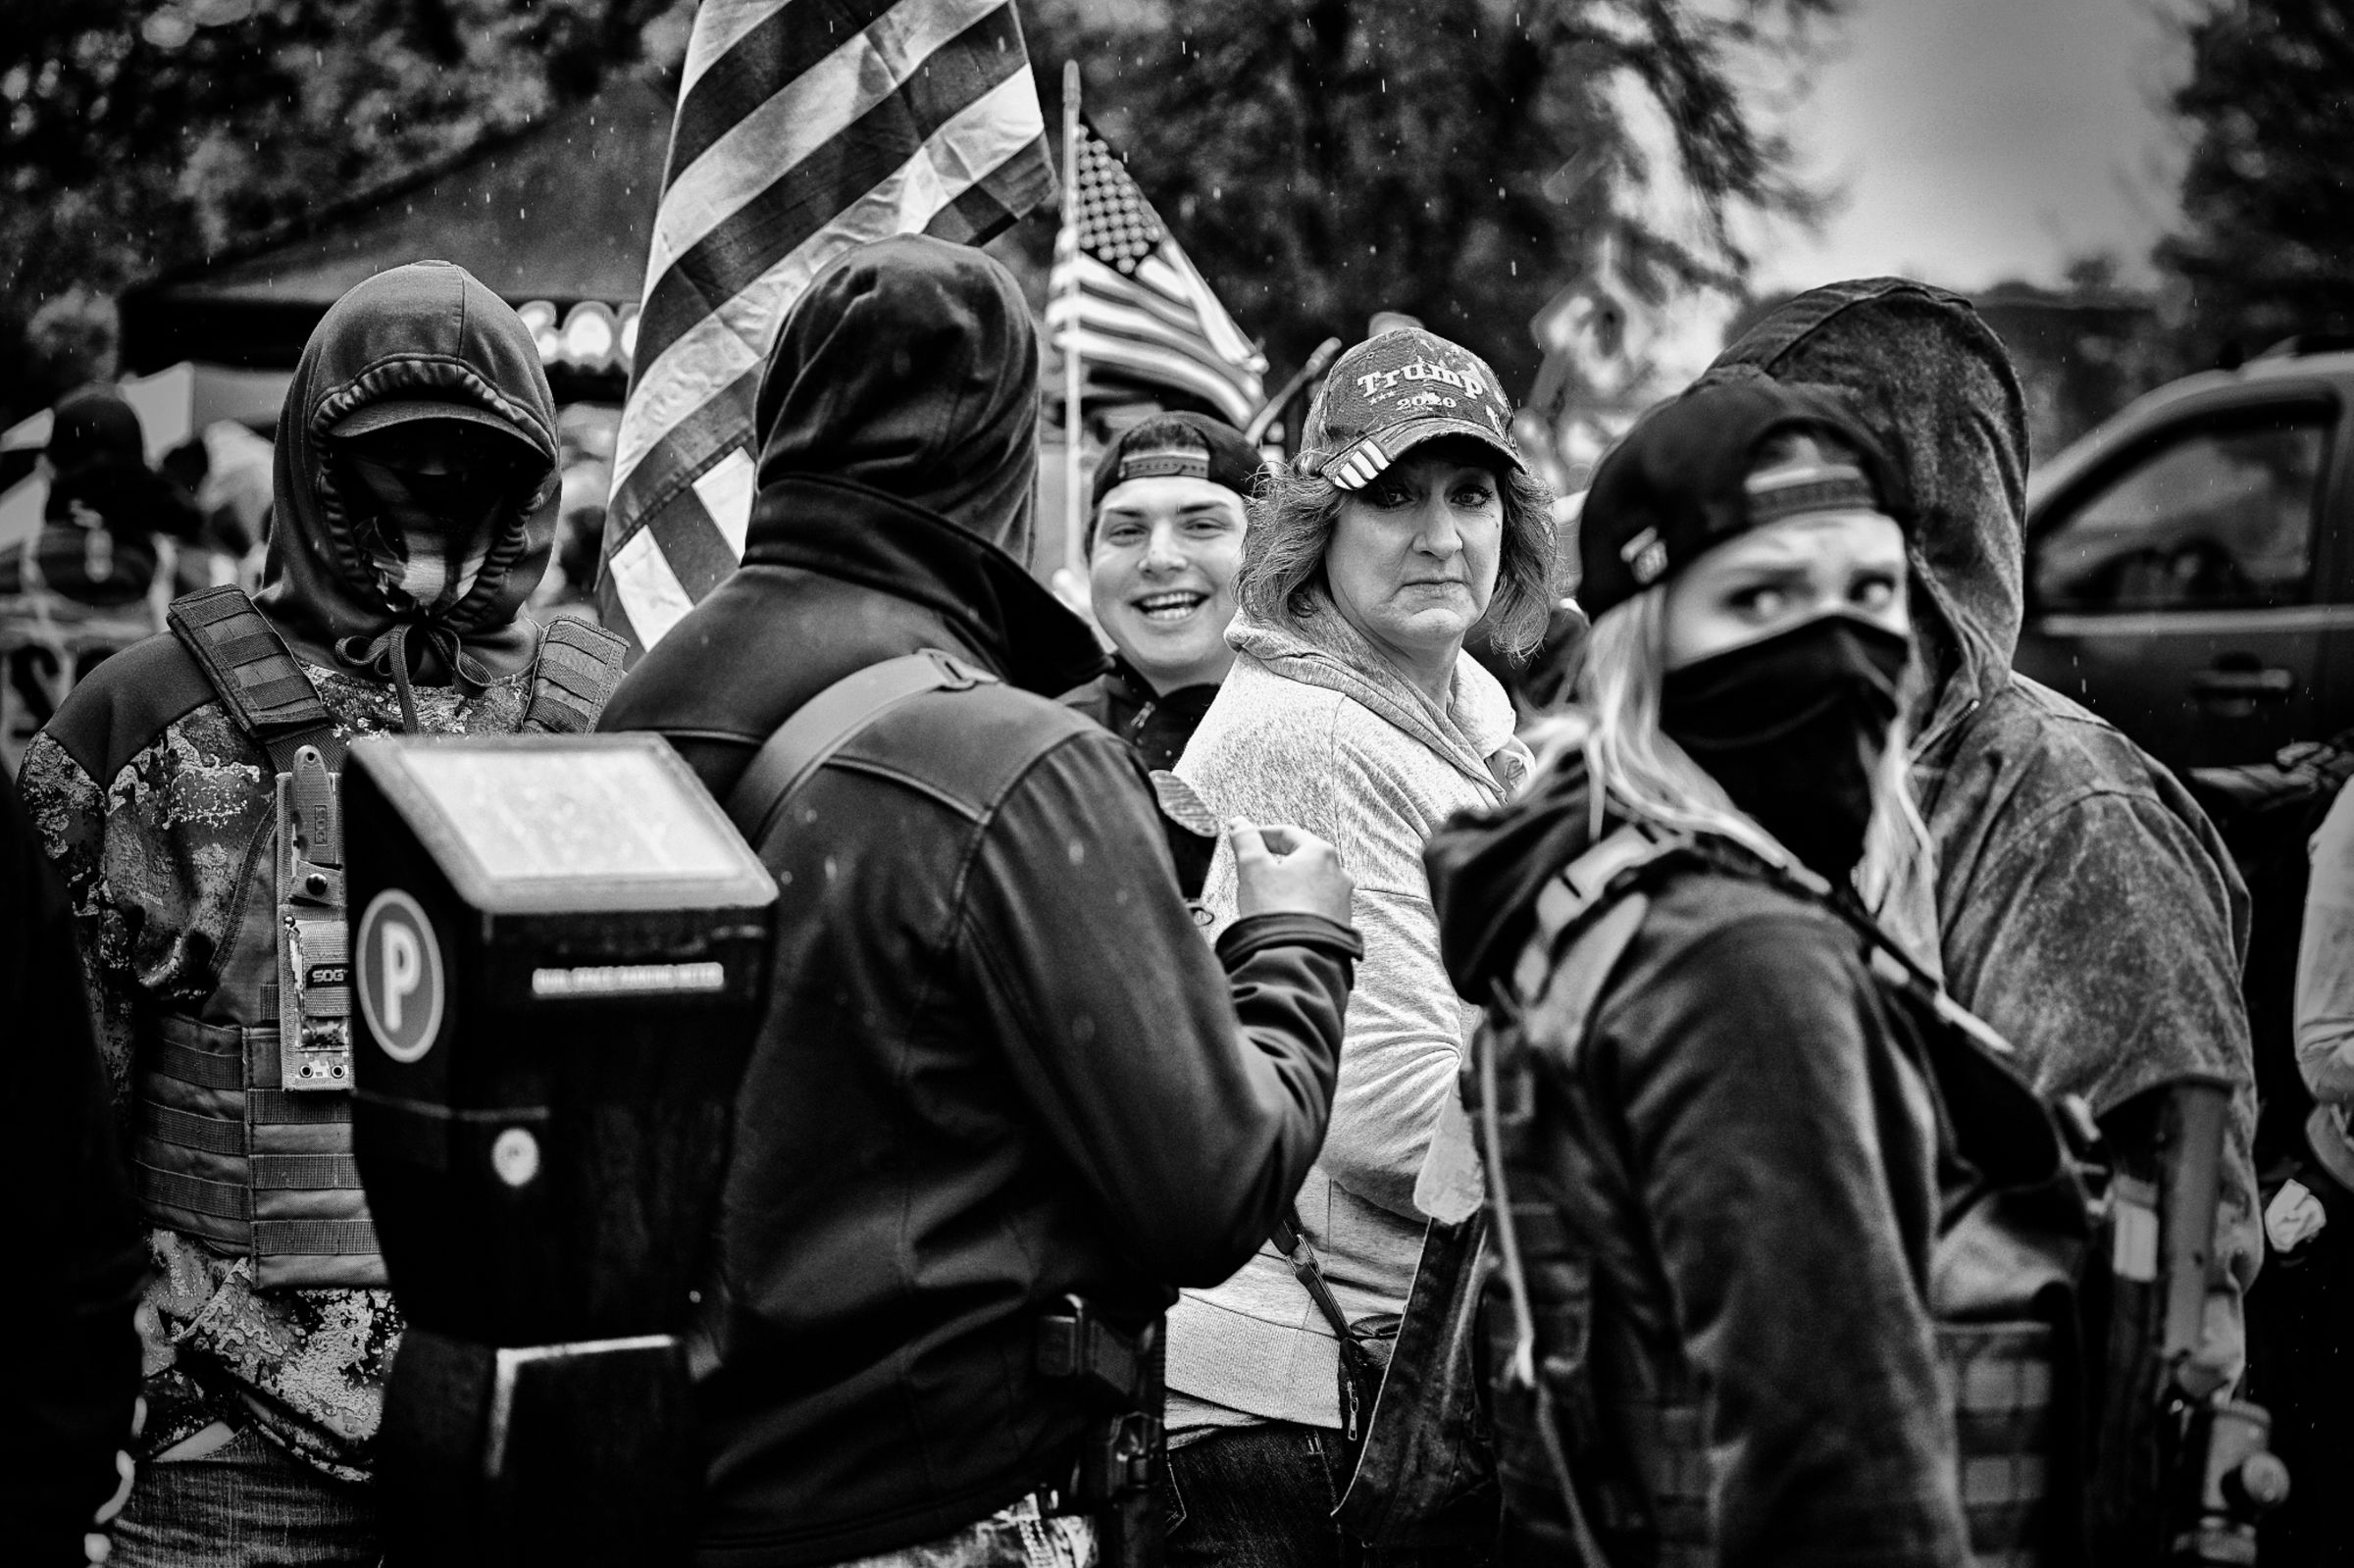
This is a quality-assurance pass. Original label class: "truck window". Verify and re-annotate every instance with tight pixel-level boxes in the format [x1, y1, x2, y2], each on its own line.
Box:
[2033, 412, 2330, 613]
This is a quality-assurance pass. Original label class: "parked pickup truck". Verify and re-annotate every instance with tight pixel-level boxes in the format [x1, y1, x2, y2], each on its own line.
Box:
[2015, 343, 2354, 773]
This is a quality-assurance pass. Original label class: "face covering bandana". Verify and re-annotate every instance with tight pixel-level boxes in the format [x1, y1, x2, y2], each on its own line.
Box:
[1660, 615, 1911, 885]
[342, 454, 505, 615]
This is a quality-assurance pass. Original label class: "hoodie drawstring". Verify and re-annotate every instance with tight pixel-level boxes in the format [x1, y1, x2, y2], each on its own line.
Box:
[335, 620, 494, 734]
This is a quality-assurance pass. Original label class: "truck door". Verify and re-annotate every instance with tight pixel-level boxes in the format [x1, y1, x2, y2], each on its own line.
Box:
[2015, 397, 2337, 771]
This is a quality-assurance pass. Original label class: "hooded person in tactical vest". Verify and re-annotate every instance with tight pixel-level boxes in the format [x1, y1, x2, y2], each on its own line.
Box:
[1702, 280, 2259, 1390]
[18, 259, 624, 1564]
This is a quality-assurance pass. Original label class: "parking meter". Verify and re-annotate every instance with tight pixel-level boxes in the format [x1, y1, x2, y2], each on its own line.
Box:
[341, 733, 776, 1566]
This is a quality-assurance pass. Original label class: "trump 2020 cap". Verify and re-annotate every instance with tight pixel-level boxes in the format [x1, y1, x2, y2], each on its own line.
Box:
[1576, 378, 1909, 621]
[1301, 328, 1525, 490]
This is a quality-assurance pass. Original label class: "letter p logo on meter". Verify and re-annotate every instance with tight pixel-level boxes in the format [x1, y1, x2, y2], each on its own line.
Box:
[358, 889, 445, 1064]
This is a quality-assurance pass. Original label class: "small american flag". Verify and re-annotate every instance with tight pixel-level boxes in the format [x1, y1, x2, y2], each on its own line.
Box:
[1047, 120, 1266, 427]
[597, 0, 1057, 657]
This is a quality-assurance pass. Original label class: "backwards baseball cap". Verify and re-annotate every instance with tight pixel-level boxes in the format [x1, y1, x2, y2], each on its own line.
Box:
[1300, 328, 1525, 490]
[1576, 378, 1909, 621]
[331, 395, 540, 451]
[1088, 411, 1264, 535]
[46, 385, 145, 474]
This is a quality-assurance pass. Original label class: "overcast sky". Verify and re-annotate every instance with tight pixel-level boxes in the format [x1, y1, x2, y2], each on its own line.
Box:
[1752, 0, 2196, 294]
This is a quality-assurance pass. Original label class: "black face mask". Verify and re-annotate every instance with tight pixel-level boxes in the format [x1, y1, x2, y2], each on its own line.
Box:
[1660, 615, 1911, 885]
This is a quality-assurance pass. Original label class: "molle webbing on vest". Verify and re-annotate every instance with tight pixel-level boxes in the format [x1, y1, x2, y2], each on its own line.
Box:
[132, 1012, 384, 1290]
[168, 585, 345, 771]
[521, 617, 628, 734]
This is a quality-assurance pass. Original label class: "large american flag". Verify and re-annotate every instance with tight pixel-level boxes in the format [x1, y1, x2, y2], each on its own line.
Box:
[597, 0, 1056, 655]
[1046, 120, 1265, 427]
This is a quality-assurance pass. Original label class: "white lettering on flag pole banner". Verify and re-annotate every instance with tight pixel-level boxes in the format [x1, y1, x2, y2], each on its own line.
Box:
[598, 0, 1056, 656]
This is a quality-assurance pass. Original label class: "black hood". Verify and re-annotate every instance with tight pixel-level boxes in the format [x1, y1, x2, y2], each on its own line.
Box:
[750, 232, 1040, 562]
[1426, 748, 1610, 1000]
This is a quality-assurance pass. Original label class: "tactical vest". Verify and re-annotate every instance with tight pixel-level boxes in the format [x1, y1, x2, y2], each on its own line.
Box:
[130, 587, 626, 1289]
[1473, 822, 2072, 1568]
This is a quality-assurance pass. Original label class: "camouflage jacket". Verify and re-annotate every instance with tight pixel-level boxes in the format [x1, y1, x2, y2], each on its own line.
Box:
[19, 651, 530, 1481]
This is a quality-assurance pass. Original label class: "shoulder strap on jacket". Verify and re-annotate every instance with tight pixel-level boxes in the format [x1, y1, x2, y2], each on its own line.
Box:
[166, 585, 342, 772]
[521, 617, 629, 734]
[1510, 821, 1685, 1008]
[724, 649, 1001, 844]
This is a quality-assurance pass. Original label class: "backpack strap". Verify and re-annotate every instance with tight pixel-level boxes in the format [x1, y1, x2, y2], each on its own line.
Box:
[520, 617, 628, 734]
[724, 649, 1001, 844]
[166, 585, 341, 772]
[1472, 824, 1691, 1568]
[1416, 823, 1690, 1226]
[1511, 822, 1686, 1013]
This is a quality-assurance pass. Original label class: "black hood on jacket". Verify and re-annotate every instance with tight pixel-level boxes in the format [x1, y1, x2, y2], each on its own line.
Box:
[742, 475, 1105, 700]
[1426, 746, 1610, 1000]
[750, 232, 1039, 561]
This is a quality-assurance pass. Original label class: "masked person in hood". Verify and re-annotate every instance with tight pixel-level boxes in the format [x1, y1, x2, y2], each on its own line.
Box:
[17, 259, 627, 1566]
[1423, 378, 2074, 1567]
[1704, 279, 2259, 1393]
[1162, 328, 1554, 1567]
[597, 233, 1361, 1568]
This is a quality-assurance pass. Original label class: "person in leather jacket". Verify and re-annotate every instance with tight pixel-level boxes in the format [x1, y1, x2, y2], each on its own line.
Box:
[598, 233, 1363, 1568]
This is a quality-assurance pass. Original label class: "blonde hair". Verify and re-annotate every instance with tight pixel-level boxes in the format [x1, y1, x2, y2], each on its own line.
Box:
[1526, 587, 1930, 912]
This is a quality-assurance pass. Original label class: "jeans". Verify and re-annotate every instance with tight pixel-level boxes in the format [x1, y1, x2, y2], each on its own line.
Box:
[1161, 1425, 1492, 1568]
[108, 1427, 383, 1568]
[828, 1494, 1097, 1568]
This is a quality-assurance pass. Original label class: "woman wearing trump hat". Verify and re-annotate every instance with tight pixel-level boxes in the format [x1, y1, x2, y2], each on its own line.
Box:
[1162, 327, 1555, 1563]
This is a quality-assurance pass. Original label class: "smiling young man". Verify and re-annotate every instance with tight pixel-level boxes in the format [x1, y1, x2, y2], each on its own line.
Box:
[1063, 413, 1265, 773]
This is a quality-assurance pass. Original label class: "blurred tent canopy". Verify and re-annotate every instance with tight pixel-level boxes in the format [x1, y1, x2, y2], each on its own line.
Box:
[119, 76, 672, 375]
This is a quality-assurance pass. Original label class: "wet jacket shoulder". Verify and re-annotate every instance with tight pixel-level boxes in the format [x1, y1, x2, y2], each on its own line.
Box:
[1920, 673, 2251, 1114]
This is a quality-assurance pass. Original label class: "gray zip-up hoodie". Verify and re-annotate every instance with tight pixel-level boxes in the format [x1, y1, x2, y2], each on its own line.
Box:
[1707, 278, 2260, 1385]
[1168, 598, 1529, 1431]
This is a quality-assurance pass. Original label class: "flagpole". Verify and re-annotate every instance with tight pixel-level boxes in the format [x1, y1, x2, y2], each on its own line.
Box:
[1060, 60, 1086, 583]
